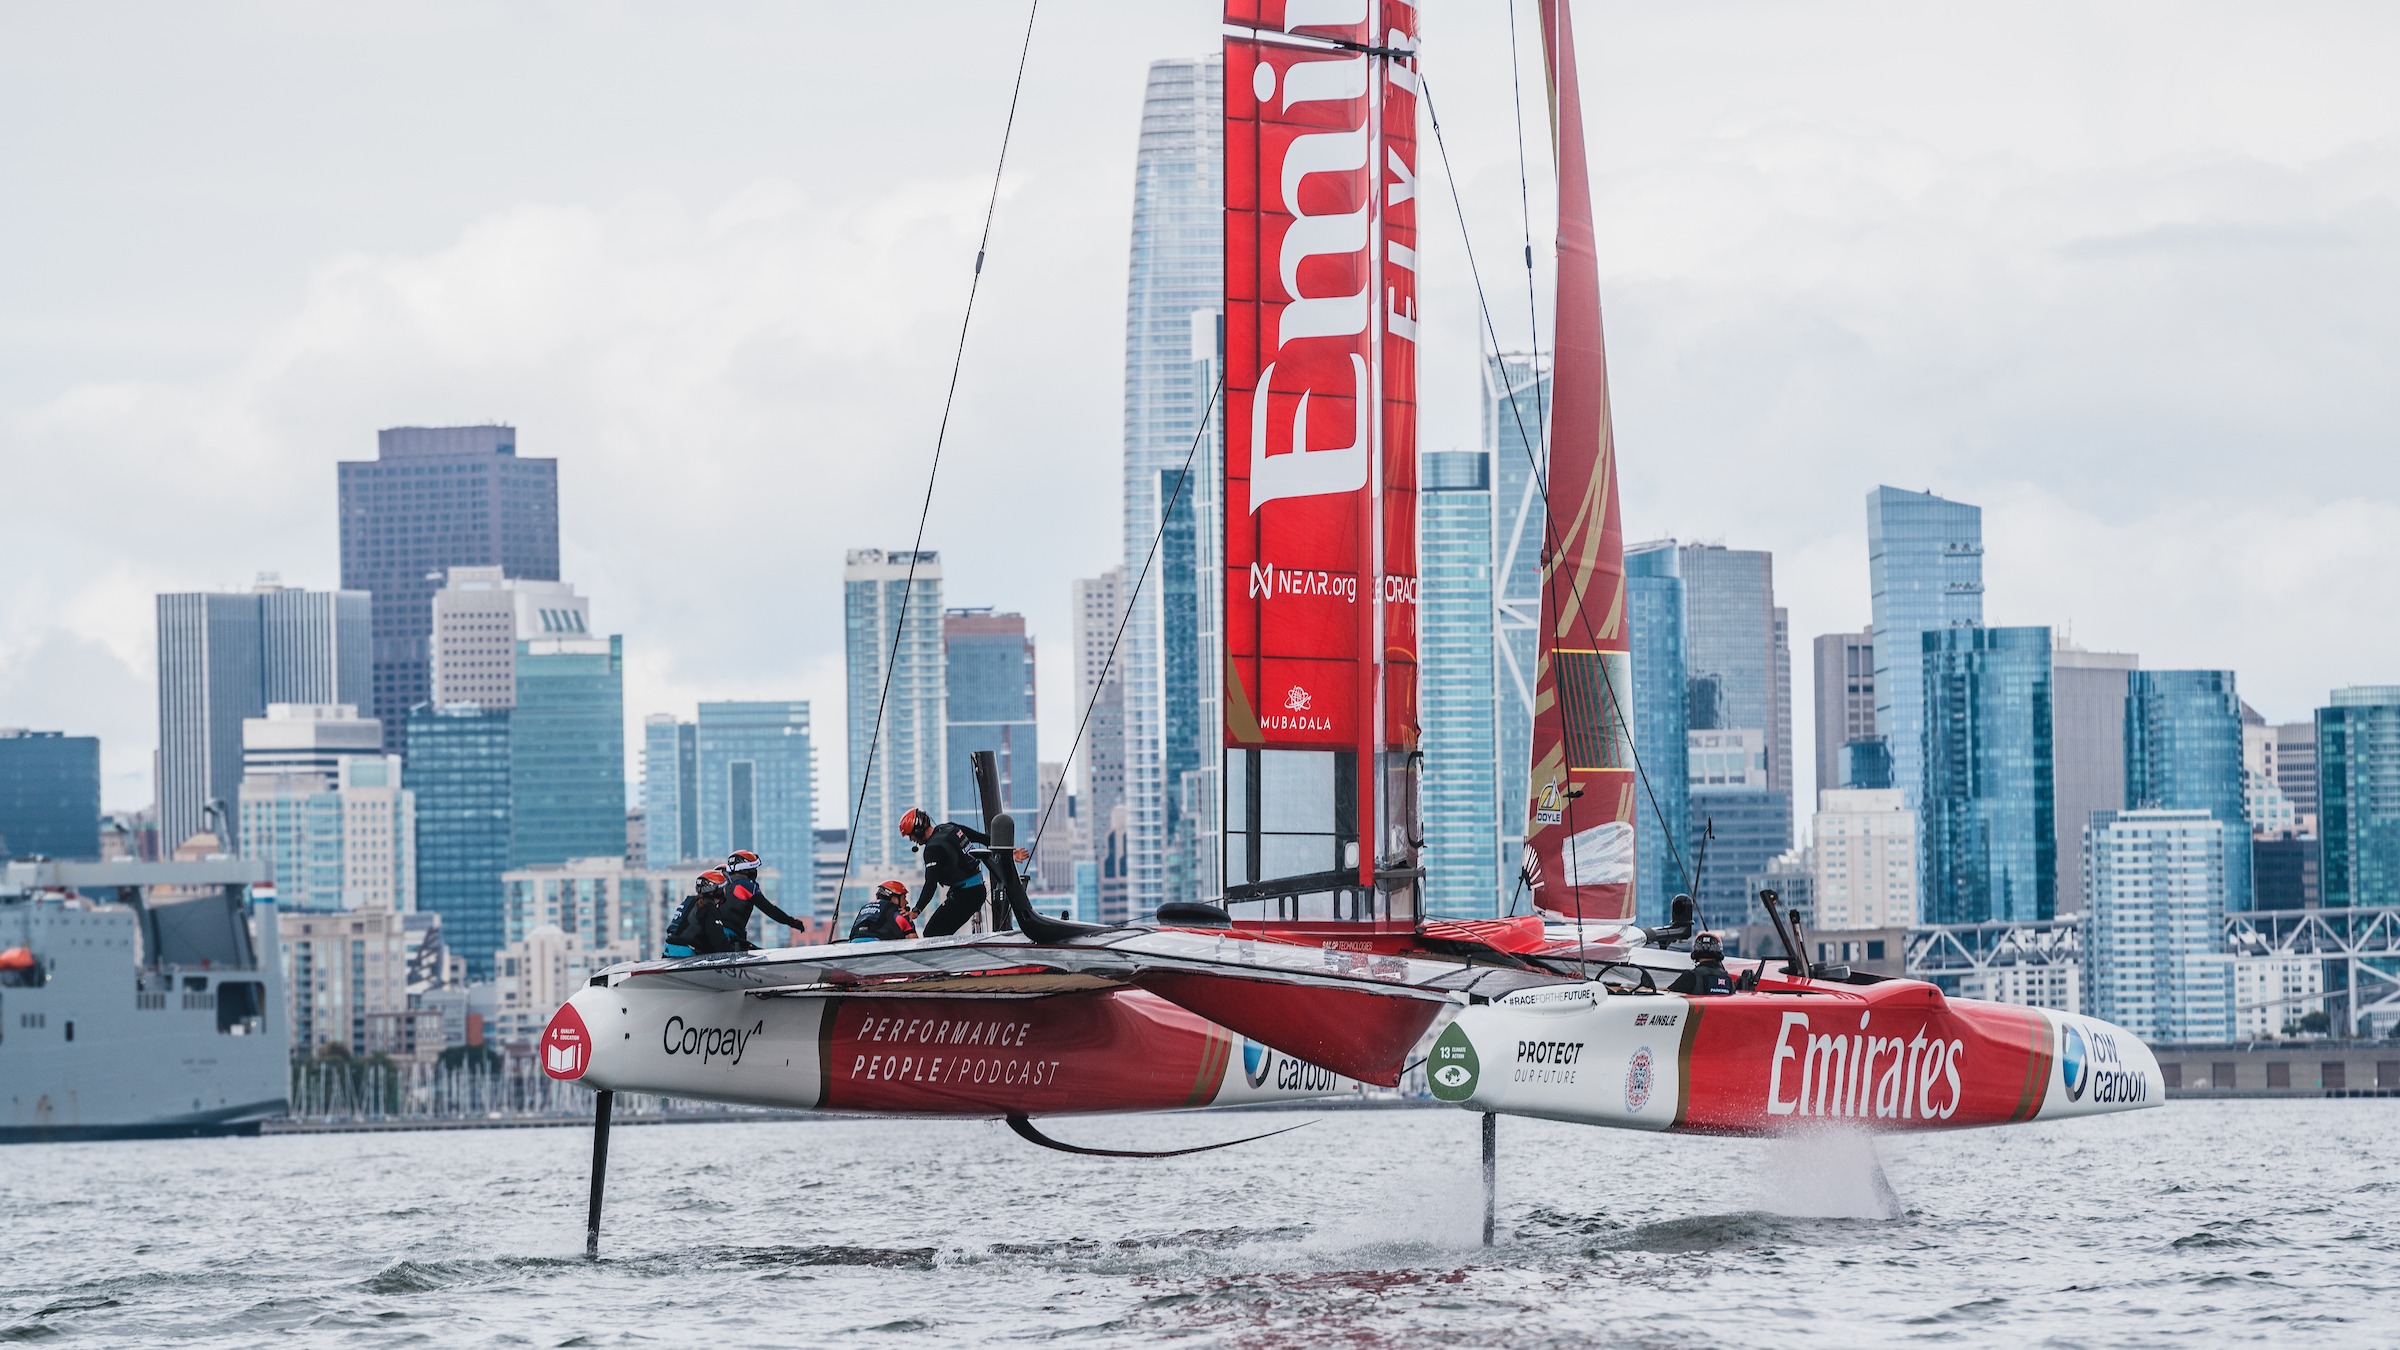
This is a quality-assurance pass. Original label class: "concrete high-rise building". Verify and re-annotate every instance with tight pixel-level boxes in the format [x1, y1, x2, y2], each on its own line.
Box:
[943, 611, 1037, 820]
[1118, 56, 1222, 921]
[1810, 788, 1916, 931]
[1487, 351, 1552, 875]
[1033, 760, 1078, 893]
[2083, 808, 2235, 1044]
[1625, 542, 1691, 925]
[156, 578, 369, 850]
[2275, 720, 2320, 828]
[639, 715, 699, 868]
[404, 703, 511, 975]
[429, 567, 590, 711]
[0, 729, 101, 861]
[279, 906, 413, 1059]
[1071, 569, 1127, 872]
[2240, 705, 2299, 837]
[239, 750, 414, 914]
[696, 701, 815, 902]
[1813, 629, 1875, 792]
[338, 427, 559, 752]
[2126, 670, 2251, 912]
[2051, 643, 2138, 915]
[2319, 686, 2400, 909]
[1866, 487, 1984, 812]
[1922, 626, 2053, 925]
[1419, 450, 1500, 919]
[240, 703, 384, 781]
[508, 635, 625, 871]
[843, 549, 945, 870]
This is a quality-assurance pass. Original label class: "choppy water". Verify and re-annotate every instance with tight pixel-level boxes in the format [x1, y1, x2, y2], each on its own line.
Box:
[3, 1100, 2394, 1346]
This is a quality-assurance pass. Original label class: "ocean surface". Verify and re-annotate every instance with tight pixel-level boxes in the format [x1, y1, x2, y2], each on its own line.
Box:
[4, 1099, 2395, 1346]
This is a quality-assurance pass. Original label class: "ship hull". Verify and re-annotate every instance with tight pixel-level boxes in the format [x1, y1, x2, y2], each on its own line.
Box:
[543, 981, 1353, 1114]
[1430, 977, 2162, 1135]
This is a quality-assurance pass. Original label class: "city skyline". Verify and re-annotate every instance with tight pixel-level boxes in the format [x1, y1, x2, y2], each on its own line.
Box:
[7, 5, 2396, 823]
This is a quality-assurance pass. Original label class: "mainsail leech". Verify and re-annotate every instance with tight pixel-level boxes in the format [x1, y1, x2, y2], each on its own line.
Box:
[1522, 0, 1635, 922]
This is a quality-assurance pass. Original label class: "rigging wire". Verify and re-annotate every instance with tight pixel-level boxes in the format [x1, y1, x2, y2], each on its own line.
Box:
[1419, 74, 1697, 923]
[1028, 375, 1225, 862]
[829, 0, 1042, 940]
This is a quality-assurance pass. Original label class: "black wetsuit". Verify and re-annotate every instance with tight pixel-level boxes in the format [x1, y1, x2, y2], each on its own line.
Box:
[664, 894, 733, 955]
[914, 821, 993, 938]
[848, 892, 919, 943]
[1669, 959, 1736, 997]
[719, 875, 806, 948]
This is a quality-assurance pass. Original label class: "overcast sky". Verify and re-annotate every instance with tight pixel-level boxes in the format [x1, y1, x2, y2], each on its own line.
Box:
[5, 2, 2397, 823]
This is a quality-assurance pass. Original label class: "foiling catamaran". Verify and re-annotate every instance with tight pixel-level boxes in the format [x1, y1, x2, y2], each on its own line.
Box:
[545, 0, 2159, 1251]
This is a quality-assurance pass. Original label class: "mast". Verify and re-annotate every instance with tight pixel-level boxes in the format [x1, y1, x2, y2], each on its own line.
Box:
[1221, 0, 1421, 925]
[1522, 0, 1634, 923]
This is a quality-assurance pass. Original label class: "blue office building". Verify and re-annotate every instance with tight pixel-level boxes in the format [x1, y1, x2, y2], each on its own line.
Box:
[1922, 626, 2054, 924]
[509, 636, 625, 870]
[1418, 450, 1500, 918]
[944, 611, 1037, 820]
[1625, 541, 1690, 925]
[406, 704, 511, 975]
[2125, 670, 2251, 911]
[2319, 686, 2400, 909]
[1487, 352, 1552, 873]
[639, 714, 699, 867]
[1867, 487, 1984, 812]
[0, 730, 102, 861]
[697, 702, 815, 898]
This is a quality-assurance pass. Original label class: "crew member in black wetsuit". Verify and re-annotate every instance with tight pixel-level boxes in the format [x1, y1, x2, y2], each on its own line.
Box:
[718, 850, 809, 948]
[849, 880, 920, 942]
[662, 870, 733, 956]
[1669, 931, 1737, 996]
[897, 808, 1030, 938]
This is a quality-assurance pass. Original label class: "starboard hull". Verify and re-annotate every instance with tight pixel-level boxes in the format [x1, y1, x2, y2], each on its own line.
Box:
[1430, 977, 2161, 1135]
[542, 981, 1352, 1115]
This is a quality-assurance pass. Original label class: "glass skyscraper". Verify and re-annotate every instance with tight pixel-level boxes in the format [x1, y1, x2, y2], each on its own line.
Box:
[406, 703, 511, 975]
[508, 635, 625, 870]
[1120, 56, 1221, 920]
[2083, 808, 2235, 1043]
[1867, 487, 1984, 812]
[156, 580, 369, 849]
[2319, 685, 2400, 909]
[639, 714, 698, 868]
[0, 730, 101, 861]
[1625, 541, 1689, 925]
[337, 426, 558, 752]
[2125, 670, 2251, 912]
[842, 549, 945, 870]
[1418, 450, 1499, 918]
[696, 701, 815, 902]
[1486, 352, 1552, 874]
[1922, 625, 2054, 925]
[942, 612, 1037, 820]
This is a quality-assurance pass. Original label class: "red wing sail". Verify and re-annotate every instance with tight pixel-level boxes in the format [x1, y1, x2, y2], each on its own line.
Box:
[1523, 0, 1635, 922]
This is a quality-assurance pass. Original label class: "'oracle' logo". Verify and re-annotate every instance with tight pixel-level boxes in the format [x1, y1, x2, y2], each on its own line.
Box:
[540, 1004, 591, 1081]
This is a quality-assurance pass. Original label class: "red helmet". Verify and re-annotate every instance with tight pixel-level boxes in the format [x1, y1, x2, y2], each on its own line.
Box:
[875, 879, 908, 903]
[726, 849, 762, 876]
[897, 808, 930, 841]
[696, 869, 728, 895]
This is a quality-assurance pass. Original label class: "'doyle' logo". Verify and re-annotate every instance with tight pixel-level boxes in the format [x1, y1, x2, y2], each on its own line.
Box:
[1428, 1022, 1480, 1101]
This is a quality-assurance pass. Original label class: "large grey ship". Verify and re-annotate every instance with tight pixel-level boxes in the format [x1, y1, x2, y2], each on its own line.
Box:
[1, 859, 287, 1142]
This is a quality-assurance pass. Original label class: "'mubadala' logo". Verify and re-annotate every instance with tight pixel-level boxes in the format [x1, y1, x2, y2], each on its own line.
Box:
[2061, 1023, 2090, 1102]
[1625, 1046, 1655, 1113]
[1428, 1022, 1480, 1101]
[1284, 685, 1313, 712]
[1243, 1039, 1273, 1089]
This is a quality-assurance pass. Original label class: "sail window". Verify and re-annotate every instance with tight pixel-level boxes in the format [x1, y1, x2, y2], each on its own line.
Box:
[1555, 650, 1632, 772]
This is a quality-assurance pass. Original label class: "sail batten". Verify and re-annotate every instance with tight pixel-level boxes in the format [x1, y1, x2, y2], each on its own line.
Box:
[1522, 0, 1635, 922]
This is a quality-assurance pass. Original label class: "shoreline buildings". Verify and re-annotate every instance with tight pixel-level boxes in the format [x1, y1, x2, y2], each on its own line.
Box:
[842, 549, 946, 872]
